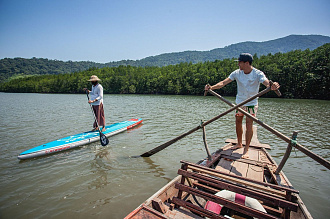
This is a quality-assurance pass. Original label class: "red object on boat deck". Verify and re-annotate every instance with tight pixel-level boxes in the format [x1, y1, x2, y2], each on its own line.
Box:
[204, 201, 222, 214]
[235, 193, 246, 205]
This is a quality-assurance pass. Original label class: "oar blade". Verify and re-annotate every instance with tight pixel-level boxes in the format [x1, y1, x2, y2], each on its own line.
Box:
[100, 132, 109, 146]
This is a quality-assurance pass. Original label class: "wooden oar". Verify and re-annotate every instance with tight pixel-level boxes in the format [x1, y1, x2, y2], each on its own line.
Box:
[207, 89, 330, 170]
[86, 92, 109, 147]
[137, 86, 272, 157]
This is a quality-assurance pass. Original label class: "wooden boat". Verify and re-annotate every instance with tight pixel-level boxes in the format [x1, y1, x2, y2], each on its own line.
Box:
[125, 87, 329, 219]
[125, 128, 313, 219]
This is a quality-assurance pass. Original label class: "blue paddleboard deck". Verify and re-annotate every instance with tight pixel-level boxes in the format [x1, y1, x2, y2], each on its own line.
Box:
[18, 118, 143, 160]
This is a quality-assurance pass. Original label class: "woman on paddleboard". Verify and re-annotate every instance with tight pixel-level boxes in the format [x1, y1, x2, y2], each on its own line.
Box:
[84, 75, 106, 132]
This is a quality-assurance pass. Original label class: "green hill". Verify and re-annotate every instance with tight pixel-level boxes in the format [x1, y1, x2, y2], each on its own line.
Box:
[1, 43, 329, 99]
[133, 34, 330, 66]
[1, 34, 329, 82]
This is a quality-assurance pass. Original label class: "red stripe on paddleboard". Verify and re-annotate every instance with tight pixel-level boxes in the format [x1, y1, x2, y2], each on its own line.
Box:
[128, 119, 139, 121]
[127, 119, 143, 129]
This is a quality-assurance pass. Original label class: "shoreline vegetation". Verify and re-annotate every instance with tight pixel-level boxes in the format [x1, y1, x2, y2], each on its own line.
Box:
[0, 44, 329, 100]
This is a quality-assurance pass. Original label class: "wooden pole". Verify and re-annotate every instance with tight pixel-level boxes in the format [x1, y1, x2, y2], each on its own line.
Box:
[207, 89, 330, 170]
[275, 131, 298, 175]
[201, 121, 212, 161]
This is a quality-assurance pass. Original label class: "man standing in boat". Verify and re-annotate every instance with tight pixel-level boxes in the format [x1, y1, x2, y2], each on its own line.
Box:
[84, 75, 106, 132]
[205, 53, 280, 159]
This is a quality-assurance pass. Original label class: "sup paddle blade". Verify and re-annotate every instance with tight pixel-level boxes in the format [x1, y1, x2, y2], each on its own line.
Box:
[100, 132, 109, 146]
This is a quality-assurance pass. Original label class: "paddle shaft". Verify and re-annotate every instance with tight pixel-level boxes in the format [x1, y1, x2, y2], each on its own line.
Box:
[139, 86, 272, 157]
[208, 89, 330, 170]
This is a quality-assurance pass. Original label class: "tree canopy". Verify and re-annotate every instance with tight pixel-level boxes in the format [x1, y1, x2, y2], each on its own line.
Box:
[0, 44, 329, 100]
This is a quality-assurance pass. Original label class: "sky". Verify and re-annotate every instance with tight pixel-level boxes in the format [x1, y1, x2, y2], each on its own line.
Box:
[0, 0, 329, 63]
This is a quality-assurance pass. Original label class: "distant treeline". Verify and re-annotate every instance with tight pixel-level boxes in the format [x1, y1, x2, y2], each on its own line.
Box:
[0, 58, 103, 82]
[0, 44, 329, 99]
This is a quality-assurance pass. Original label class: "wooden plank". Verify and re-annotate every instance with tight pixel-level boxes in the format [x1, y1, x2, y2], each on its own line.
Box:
[215, 158, 232, 174]
[230, 160, 248, 177]
[182, 160, 298, 195]
[220, 154, 270, 167]
[247, 164, 264, 182]
[144, 175, 181, 205]
[152, 198, 167, 214]
[259, 150, 273, 164]
[221, 147, 234, 156]
[222, 143, 234, 150]
[247, 147, 259, 161]
[225, 138, 271, 149]
[124, 204, 168, 219]
[231, 147, 244, 158]
[225, 126, 270, 150]
[190, 165, 286, 197]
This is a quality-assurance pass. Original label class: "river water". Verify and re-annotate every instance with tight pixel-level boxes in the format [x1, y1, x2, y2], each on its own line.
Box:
[0, 93, 329, 219]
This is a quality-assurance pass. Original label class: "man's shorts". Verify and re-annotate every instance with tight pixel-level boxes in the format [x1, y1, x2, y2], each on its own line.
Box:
[235, 105, 258, 117]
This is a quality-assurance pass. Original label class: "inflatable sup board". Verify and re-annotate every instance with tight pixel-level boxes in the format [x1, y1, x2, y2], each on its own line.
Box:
[18, 118, 143, 160]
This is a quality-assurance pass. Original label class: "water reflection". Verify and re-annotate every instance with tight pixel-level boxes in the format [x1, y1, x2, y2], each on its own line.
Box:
[141, 157, 172, 182]
[89, 148, 112, 190]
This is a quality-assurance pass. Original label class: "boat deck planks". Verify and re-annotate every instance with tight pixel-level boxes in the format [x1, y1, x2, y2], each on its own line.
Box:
[247, 163, 264, 182]
[230, 160, 248, 177]
[215, 158, 232, 174]
[248, 147, 260, 161]
[225, 138, 271, 149]
[215, 143, 265, 181]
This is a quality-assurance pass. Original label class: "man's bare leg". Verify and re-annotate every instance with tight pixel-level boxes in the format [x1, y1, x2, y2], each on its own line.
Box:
[242, 117, 253, 159]
[232, 115, 244, 150]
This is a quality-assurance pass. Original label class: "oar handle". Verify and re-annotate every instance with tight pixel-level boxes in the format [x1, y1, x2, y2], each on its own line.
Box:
[204, 84, 210, 96]
[269, 80, 281, 97]
[85, 89, 90, 99]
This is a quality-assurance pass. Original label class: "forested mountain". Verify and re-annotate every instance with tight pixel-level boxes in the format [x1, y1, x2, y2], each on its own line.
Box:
[130, 34, 330, 66]
[1, 43, 329, 100]
[1, 34, 329, 82]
